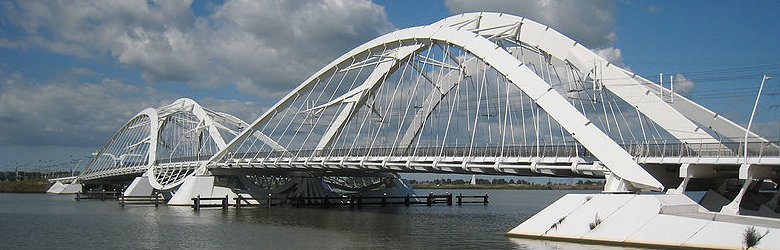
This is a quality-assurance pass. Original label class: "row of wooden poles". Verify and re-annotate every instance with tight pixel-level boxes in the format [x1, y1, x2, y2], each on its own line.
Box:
[191, 193, 489, 211]
[75, 191, 489, 210]
[75, 191, 121, 201]
[75, 191, 164, 207]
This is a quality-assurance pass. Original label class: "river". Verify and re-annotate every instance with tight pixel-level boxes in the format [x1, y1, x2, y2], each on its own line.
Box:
[0, 189, 648, 249]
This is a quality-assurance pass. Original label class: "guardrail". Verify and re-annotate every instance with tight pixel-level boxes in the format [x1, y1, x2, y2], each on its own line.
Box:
[219, 139, 779, 165]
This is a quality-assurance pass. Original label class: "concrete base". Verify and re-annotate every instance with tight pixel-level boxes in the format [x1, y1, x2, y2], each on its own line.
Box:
[57, 183, 82, 194]
[46, 181, 66, 194]
[167, 176, 240, 206]
[123, 176, 155, 196]
[508, 194, 780, 249]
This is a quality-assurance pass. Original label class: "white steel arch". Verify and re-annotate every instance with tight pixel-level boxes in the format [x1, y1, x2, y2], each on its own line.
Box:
[432, 12, 719, 146]
[147, 98, 253, 190]
[80, 108, 159, 180]
[79, 98, 255, 190]
[213, 24, 664, 190]
[633, 72, 773, 145]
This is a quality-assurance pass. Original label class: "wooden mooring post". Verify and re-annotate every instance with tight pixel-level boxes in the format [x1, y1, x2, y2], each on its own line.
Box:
[222, 195, 229, 211]
[194, 195, 201, 211]
[454, 193, 489, 205]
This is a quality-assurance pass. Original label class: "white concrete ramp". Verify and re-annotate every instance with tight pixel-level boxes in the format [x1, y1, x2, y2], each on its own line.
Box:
[167, 176, 240, 206]
[59, 183, 82, 194]
[123, 176, 154, 196]
[46, 182, 66, 194]
[508, 194, 780, 249]
[47, 181, 82, 194]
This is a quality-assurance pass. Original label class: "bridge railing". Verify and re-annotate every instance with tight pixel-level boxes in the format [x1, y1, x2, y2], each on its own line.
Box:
[621, 139, 780, 160]
[80, 159, 148, 178]
[223, 142, 592, 162]
[165, 139, 778, 166]
[154, 155, 215, 165]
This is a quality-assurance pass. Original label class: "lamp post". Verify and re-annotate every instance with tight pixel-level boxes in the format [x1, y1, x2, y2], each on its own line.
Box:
[745, 75, 771, 163]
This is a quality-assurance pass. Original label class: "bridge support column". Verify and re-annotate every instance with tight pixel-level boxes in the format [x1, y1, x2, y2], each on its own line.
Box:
[168, 176, 239, 206]
[59, 182, 83, 194]
[720, 164, 778, 215]
[667, 164, 721, 194]
[124, 176, 154, 196]
[603, 173, 632, 193]
[766, 187, 780, 211]
[46, 181, 67, 194]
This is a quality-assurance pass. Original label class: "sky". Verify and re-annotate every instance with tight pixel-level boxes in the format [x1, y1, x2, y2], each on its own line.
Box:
[1, 0, 779, 172]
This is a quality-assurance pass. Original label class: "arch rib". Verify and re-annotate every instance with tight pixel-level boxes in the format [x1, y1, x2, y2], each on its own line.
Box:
[316, 45, 423, 150]
[398, 59, 480, 149]
[434, 13, 719, 146]
[630, 71, 774, 145]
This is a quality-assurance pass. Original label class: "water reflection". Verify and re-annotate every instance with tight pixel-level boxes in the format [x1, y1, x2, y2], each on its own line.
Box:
[0, 190, 656, 249]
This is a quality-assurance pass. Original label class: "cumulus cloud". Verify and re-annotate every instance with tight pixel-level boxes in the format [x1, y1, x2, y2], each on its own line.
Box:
[198, 97, 268, 125]
[444, 1, 630, 76]
[0, 0, 394, 98]
[672, 73, 694, 96]
[444, 0, 616, 48]
[0, 69, 266, 147]
[593, 47, 624, 67]
[0, 71, 168, 146]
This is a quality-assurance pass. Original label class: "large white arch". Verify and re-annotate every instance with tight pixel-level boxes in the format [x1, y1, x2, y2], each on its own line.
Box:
[432, 12, 719, 146]
[630, 71, 773, 145]
[215, 24, 664, 191]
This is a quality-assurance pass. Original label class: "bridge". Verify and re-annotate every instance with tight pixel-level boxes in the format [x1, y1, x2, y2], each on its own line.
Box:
[48, 12, 780, 248]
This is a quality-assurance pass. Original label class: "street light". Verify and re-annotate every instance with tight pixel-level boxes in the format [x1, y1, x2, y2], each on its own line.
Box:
[745, 75, 771, 163]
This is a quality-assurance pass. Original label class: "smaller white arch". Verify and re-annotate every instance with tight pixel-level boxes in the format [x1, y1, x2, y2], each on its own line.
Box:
[147, 98, 232, 190]
[79, 107, 158, 180]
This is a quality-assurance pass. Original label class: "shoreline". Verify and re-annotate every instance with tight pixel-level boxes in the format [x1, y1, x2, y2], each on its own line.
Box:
[0, 179, 50, 193]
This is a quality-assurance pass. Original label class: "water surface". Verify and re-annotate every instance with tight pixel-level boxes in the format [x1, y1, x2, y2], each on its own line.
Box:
[0, 189, 646, 249]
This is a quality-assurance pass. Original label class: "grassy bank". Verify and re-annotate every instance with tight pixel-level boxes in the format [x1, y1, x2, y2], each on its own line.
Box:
[0, 179, 50, 193]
